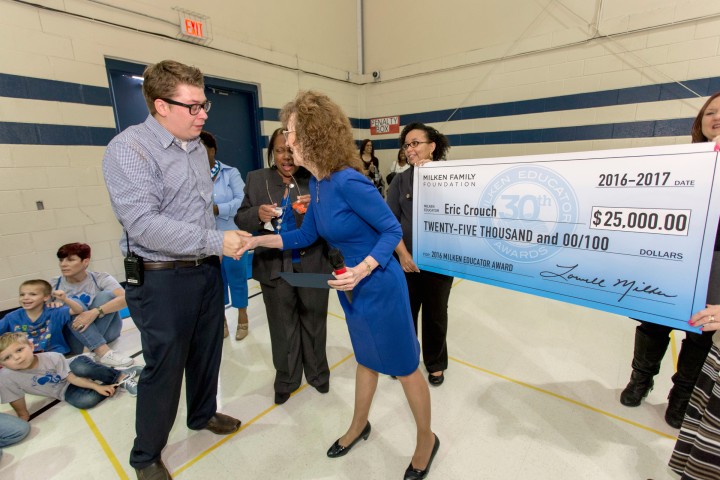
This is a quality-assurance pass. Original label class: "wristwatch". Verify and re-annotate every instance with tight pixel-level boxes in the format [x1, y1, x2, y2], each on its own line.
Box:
[96, 306, 105, 318]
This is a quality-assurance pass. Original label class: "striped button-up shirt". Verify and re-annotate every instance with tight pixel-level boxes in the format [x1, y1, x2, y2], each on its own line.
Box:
[102, 114, 223, 261]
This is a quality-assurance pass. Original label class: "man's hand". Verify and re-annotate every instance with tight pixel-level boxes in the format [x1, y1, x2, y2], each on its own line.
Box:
[223, 230, 252, 259]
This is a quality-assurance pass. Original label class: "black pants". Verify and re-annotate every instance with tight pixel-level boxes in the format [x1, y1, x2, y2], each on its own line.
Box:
[260, 263, 330, 394]
[405, 270, 453, 373]
[126, 258, 224, 468]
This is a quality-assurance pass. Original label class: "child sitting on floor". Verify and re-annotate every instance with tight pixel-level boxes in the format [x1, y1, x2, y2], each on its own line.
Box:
[0, 279, 85, 354]
[0, 332, 142, 420]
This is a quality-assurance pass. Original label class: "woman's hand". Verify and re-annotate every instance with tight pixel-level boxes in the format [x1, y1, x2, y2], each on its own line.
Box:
[412, 157, 432, 167]
[328, 266, 367, 292]
[689, 304, 720, 331]
[398, 251, 420, 273]
[72, 310, 99, 332]
[295, 194, 311, 206]
[258, 204, 278, 223]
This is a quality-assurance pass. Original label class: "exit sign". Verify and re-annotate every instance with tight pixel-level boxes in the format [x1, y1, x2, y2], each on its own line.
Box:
[174, 8, 211, 44]
[182, 17, 205, 39]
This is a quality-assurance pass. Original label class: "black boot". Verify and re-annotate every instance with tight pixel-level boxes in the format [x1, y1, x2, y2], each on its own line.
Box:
[665, 334, 713, 428]
[620, 325, 670, 407]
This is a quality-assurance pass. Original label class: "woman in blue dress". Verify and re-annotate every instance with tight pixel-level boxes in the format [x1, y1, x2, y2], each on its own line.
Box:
[238, 91, 439, 480]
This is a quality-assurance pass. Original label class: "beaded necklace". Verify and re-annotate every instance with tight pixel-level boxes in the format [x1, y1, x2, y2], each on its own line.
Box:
[266, 174, 302, 233]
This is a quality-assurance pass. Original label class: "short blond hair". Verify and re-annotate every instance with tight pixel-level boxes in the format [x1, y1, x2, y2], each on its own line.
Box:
[0, 332, 30, 355]
[20, 279, 51, 296]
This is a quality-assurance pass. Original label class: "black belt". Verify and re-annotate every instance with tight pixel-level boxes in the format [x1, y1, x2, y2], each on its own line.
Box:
[144, 257, 211, 271]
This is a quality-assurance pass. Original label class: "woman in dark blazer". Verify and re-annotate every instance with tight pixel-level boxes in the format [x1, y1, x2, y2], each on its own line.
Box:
[234, 128, 332, 405]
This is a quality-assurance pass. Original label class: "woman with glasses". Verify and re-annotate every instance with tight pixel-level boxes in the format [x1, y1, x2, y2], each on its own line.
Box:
[387, 123, 453, 388]
[238, 92, 439, 480]
[234, 128, 331, 405]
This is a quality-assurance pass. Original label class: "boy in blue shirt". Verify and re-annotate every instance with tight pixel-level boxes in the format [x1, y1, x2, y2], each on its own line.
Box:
[0, 279, 85, 354]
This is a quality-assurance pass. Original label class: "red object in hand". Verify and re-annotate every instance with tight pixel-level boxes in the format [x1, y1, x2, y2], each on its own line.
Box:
[292, 200, 307, 214]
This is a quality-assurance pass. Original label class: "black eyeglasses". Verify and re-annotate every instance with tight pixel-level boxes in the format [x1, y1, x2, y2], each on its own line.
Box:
[159, 98, 212, 115]
[401, 140, 431, 151]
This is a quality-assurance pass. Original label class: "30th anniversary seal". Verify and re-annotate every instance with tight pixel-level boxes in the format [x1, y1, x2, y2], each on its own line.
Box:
[478, 164, 579, 263]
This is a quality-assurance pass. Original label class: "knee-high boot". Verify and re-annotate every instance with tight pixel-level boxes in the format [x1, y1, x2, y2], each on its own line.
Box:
[665, 336, 712, 428]
[620, 328, 670, 406]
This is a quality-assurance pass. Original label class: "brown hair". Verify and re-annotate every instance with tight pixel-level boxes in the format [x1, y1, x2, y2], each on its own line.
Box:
[20, 279, 52, 296]
[691, 92, 720, 143]
[0, 332, 30, 354]
[279, 91, 361, 179]
[142, 60, 204, 115]
[57, 242, 91, 260]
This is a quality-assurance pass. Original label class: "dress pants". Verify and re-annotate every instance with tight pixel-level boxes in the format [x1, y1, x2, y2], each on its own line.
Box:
[126, 258, 224, 469]
[260, 263, 330, 394]
[405, 269, 453, 373]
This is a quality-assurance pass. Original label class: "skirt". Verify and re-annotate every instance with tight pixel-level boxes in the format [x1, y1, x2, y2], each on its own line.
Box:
[669, 343, 720, 479]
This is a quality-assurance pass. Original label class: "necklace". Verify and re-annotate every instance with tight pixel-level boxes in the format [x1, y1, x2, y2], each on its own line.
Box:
[265, 174, 303, 233]
[316, 179, 320, 202]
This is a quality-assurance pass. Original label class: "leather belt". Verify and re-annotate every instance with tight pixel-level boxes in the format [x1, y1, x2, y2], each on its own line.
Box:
[144, 257, 211, 271]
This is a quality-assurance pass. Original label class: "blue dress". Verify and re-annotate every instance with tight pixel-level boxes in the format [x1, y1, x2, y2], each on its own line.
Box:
[281, 168, 420, 376]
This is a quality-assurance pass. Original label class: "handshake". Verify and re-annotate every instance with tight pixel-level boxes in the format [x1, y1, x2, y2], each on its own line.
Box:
[223, 230, 253, 259]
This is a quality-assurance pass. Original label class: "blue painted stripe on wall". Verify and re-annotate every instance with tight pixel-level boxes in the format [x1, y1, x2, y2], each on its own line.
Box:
[260, 106, 367, 128]
[0, 73, 112, 106]
[401, 76, 720, 125]
[369, 118, 694, 151]
[0, 122, 116, 146]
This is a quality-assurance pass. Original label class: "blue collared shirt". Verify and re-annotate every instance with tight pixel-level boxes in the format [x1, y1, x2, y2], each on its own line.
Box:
[213, 161, 245, 232]
[102, 114, 223, 261]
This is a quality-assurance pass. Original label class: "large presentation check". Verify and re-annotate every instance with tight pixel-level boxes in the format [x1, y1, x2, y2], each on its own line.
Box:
[412, 143, 720, 332]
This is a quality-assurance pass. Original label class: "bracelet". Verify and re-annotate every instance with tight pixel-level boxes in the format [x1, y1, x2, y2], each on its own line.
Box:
[96, 306, 105, 317]
[362, 260, 372, 275]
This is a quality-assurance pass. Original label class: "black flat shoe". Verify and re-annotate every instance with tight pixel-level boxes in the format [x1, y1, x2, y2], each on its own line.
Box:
[274, 391, 290, 405]
[315, 381, 330, 394]
[327, 422, 371, 458]
[404, 434, 440, 480]
[428, 372, 444, 386]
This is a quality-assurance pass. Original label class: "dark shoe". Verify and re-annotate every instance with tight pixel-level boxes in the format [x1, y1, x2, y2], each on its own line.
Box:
[665, 387, 693, 429]
[135, 460, 171, 480]
[620, 370, 654, 406]
[428, 372, 444, 386]
[203, 412, 241, 435]
[275, 391, 291, 405]
[404, 434, 440, 480]
[314, 381, 330, 394]
[327, 422, 371, 458]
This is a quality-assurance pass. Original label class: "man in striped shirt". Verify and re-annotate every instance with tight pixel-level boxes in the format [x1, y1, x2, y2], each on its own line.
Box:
[103, 60, 245, 480]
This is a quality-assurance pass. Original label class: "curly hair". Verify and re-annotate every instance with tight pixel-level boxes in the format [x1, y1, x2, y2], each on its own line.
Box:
[279, 91, 362, 179]
[400, 122, 450, 161]
[691, 92, 720, 143]
[142, 60, 204, 115]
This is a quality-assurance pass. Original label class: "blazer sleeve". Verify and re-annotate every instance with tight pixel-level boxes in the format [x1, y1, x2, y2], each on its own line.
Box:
[234, 170, 265, 232]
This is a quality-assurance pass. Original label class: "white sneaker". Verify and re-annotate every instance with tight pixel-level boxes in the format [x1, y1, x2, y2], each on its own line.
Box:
[99, 349, 133, 367]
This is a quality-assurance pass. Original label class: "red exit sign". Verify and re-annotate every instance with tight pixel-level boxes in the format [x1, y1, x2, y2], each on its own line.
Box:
[182, 17, 205, 39]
